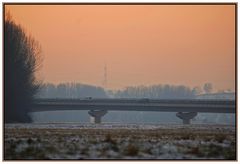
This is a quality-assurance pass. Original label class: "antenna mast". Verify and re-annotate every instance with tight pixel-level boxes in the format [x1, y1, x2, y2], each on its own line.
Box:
[103, 63, 107, 88]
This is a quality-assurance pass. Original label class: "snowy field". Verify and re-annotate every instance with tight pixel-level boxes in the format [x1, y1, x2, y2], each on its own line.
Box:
[4, 123, 236, 160]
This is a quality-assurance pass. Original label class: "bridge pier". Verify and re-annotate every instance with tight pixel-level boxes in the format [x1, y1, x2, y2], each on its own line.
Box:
[176, 112, 198, 124]
[88, 110, 108, 124]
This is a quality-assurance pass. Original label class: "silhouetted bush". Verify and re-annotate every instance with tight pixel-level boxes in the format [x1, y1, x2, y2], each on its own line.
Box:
[4, 13, 42, 123]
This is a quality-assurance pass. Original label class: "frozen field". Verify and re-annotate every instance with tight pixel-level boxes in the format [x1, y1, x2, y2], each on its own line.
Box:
[4, 123, 236, 160]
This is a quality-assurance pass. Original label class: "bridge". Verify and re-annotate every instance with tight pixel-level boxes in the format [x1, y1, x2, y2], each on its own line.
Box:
[32, 99, 236, 124]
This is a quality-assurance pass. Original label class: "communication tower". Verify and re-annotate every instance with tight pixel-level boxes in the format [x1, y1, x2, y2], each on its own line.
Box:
[103, 64, 107, 88]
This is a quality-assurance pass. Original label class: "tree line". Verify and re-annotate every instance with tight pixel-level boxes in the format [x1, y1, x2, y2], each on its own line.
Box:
[37, 83, 216, 99]
[36, 83, 108, 98]
[113, 85, 195, 99]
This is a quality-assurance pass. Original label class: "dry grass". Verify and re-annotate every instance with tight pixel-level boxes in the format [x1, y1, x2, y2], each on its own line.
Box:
[4, 124, 236, 160]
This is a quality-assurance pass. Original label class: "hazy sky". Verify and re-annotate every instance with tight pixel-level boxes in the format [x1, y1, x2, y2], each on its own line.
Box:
[6, 5, 235, 91]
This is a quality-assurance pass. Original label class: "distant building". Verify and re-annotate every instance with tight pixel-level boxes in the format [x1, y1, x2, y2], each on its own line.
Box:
[196, 92, 235, 100]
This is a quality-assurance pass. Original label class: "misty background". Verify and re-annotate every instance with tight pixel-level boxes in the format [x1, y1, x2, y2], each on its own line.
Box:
[6, 6, 235, 125]
[31, 82, 235, 125]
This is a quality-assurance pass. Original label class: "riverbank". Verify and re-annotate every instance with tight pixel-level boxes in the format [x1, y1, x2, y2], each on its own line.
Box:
[4, 123, 236, 160]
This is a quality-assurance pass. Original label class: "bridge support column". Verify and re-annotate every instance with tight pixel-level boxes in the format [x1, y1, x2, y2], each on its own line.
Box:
[176, 112, 198, 124]
[88, 110, 108, 124]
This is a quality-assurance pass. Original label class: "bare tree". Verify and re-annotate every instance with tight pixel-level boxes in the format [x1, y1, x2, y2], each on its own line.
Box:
[4, 13, 42, 123]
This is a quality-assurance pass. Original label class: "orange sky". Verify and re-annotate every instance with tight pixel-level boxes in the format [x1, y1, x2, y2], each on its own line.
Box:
[6, 4, 235, 91]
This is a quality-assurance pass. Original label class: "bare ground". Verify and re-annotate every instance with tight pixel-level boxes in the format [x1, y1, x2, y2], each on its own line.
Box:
[4, 123, 236, 160]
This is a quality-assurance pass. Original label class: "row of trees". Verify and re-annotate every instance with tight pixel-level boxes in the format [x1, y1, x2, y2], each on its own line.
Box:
[113, 83, 218, 99]
[36, 83, 107, 98]
[113, 85, 195, 99]
[37, 83, 216, 99]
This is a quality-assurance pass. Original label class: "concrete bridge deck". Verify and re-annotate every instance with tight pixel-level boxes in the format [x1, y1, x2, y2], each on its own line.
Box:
[31, 99, 236, 124]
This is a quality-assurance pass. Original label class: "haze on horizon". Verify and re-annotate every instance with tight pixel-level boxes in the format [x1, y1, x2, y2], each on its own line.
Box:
[6, 4, 235, 91]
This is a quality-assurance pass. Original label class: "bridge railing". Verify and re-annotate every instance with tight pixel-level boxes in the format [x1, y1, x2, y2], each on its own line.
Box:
[32, 98, 236, 124]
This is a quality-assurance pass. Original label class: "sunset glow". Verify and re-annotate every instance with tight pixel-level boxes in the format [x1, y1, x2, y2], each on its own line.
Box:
[6, 4, 235, 91]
